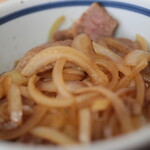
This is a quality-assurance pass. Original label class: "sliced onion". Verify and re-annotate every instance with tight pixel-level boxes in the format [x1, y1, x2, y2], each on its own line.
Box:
[103, 37, 132, 54]
[71, 34, 94, 57]
[21, 46, 108, 85]
[135, 73, 145, 113]
[39, 80, 86, 93]
[0, 84, 3, 99]
[31, 126, 76, 145]
[49, 16, 65, 40]
[79, 108, 91, 143]
[115, 58, 148, 90]
[124, 50, 150, 66]
[52, 57, 73, 98]
[2, 76, 12, 95]
[0, 105, 47, 140]
[20, 86, 32, 99]
[3, 70, 27, 85]
[38, 81, 57, 93]
[63, 67, 86, 81]
[93, 42, 131, 76]
[136, 34, 148, 52]
[7, 81, 23, 125]
[95, 59, 118, 89]
[93, 42, 122, 63]
[28, 75, 73, 107]
[91, 98, 110, 112]
[76, 87, 133, 132]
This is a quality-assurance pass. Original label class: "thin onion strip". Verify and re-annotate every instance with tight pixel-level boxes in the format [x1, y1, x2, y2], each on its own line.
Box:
[28, 75, 73, 107]
[52, 57, 73, 98]
[31, 126, 76, 145]
[0, 105, 47, 140]
[76, 87, 133, 132]
[79, 108, 91, 143]
[21, 46, 108, 85]
[7, 81, 22, 125]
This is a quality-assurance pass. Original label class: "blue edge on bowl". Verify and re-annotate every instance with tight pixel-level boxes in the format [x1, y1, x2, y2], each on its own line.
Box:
[0, 0, 150, 25]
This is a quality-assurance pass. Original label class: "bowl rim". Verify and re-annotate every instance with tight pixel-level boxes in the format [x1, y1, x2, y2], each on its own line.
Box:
[0, 0, 150, 25]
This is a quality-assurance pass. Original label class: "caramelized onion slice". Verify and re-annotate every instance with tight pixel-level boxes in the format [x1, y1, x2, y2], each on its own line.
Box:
[63, 67, 86, 81]
[135, 73, 145, 113]
[21, 46, 108, 85]
[31, 126, 76, 145]
[49, 16, 65, 40]
[3, 70, 27, 85]
[28, 75, 73, 107]
[7, 81, 22, 125]
[93, 42, 131, 76]
[0, 84, 4, 99]
[76, 87, 133, 132]
[0, 105, 47, 140]
[71, 34, 94, 57]
[91, 98, 110, 112]
[79, 108, 91, 143]
[124, 50, 150, 66]
[52, 57, 72, 98]
[103, 37, 132, 54]
[95, 59, 118, 89]
[93, 42, 122, 63]
[39, 80, 86, 93]
[136, 34, 148, 52]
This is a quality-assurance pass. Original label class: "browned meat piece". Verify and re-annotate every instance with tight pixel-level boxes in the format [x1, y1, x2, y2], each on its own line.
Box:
[117, 38, 140, 49]
[15, 40, 72, 72]
[53, 2, 118, 41]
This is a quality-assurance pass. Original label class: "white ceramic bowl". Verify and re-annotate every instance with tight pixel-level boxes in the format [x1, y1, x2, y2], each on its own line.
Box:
[0, 0, 150, 150]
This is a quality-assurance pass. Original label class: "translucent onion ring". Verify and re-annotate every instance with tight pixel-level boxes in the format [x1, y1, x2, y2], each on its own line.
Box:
[21, 46, 108, 85]
[93, 42, 132, 76]
[28, 75, 74, 107]
[124, 50, 150, 66]
[52, 57, 73, 98]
